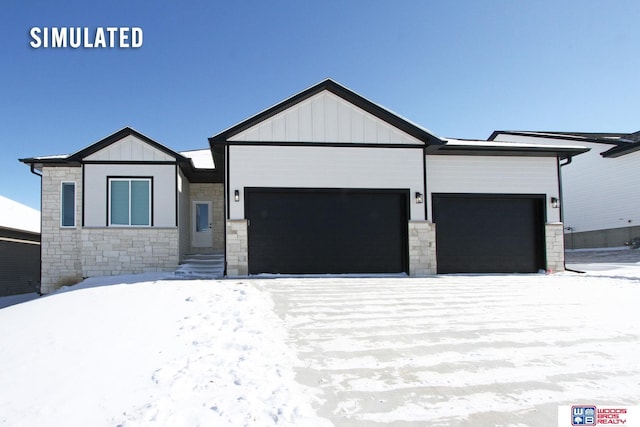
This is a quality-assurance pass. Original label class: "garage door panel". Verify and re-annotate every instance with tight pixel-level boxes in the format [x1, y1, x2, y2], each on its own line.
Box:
[433, 195, 544, 273]
[246, 189, 407, 274]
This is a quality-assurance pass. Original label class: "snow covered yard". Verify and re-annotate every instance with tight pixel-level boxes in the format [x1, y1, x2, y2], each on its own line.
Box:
[1, 265, 639, 426]
[0, 277, 327, 427]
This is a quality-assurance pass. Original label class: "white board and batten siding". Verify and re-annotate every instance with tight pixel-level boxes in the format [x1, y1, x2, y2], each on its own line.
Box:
[84, 135, 175, 162]
[425, 155, 561, 223]
[228, 146, 425, 221]
[229, 90, 423, 145]
[493, 133, 640, 233]
[83, 135, 177, 227]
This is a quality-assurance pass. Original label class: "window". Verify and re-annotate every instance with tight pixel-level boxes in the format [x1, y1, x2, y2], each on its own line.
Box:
[196, 203, 209, 232]
[108, 178, 151, 226]
[61, 182, 75, 227]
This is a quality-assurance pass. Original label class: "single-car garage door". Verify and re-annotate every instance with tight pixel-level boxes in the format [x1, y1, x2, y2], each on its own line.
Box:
[245, 188, 408, 275]
[433, 194, 545, 273]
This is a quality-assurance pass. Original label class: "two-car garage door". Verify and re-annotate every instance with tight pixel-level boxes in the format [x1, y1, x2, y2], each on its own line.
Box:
[245, 188, 408, 275]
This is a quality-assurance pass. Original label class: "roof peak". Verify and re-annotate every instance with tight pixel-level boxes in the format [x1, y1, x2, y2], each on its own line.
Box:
[209, 79, 444, 146]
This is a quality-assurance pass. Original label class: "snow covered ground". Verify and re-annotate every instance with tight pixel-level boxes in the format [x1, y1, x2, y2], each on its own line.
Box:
[0, 276, 329, 427]
[1, 250, 639, 426]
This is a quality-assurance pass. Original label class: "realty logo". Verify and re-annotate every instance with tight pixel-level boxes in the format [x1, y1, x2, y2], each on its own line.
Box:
[566, 405, 633, 425]
[572, 406, 596, 426]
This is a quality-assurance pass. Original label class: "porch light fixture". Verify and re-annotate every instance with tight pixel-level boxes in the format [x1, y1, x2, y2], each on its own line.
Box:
[551, 197, 559, 208]
[234, 190, 240, 202]
[415, 192, 424, 204]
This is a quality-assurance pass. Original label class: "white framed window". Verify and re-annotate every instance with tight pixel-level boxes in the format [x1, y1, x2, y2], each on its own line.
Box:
[60, 181, 76, 227]
[108, 178, 152, 226]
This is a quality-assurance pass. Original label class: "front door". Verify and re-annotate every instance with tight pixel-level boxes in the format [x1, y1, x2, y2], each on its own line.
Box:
[192, 201, 212, 248]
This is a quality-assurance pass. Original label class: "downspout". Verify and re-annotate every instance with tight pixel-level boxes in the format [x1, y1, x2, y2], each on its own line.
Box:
[29, 163, 43, 179]
[559, 156, 584, 274]
[29, 163, 44, 294]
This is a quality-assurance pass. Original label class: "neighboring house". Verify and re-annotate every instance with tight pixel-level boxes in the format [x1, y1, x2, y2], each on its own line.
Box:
[21, 79, 587, 293]
[490, 130, 640, 249]
[0, 196, 41, 296]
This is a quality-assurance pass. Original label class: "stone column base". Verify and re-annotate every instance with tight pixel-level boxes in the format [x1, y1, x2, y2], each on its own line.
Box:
[226, 220, 248, 276]
[545, 223, 565, 273]
[408, 221, 437, 275]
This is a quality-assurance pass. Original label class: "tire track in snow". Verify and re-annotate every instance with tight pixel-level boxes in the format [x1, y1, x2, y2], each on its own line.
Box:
[260, 276, 640, 426]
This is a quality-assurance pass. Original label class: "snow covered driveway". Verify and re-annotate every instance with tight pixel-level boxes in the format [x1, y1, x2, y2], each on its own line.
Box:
[259, 274, 640, 426]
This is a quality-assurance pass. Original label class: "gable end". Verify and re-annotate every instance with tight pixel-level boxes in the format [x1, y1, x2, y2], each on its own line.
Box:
[68, 127, 188, 163]
[209, 79, 444, 147]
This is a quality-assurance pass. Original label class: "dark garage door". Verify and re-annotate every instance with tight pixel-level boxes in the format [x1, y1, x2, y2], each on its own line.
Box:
[246, 188, 408, 274]
[433, 194, 545, 274]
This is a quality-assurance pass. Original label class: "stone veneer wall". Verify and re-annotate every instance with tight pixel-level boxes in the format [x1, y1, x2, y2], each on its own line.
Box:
[40, 166, 83, 293]
[408, 221, 437, 275]
[189, 183, 224, 254]
[40, 166, 180, 294]
[545, 223, 565, 273]
[81, 228, 179, 278]
[226, 220, 248, 276]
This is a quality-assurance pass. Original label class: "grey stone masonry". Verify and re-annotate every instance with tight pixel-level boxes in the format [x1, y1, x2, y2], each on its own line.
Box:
[41, 166, 83, 293]
[81, 228, 179, 278]
[409, 221, 437, 275]
[545, 223, 565, 273]
[226, 220, 248, 276]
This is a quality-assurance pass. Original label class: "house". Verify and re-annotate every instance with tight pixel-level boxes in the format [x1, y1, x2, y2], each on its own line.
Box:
[0, 196, 41, 296]
[490, 130, 640, 249]
[21, 80, 587, 293]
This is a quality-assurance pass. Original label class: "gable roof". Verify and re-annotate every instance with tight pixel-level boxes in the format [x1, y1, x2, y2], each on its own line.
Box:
[20, 127, 188, 165]
[208, 79, 445, 146]
[20, 127, 221, 183]
[69, 127, 189, 163]
[489, 130, 640, 158]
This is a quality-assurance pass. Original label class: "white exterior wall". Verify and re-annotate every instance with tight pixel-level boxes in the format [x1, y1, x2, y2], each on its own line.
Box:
[177, 169, 190, 259]
[83, 164, 177, 227]
[493, 134, 638, 233]
[425, 155, 561, 222]
[228, 145, 425, 220]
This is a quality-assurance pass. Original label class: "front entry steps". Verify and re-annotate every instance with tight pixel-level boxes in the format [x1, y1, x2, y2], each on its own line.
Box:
[174, 253, 224, 279]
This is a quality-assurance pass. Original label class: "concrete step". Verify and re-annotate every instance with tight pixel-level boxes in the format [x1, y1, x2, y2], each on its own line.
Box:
[174, 253, 225, 279]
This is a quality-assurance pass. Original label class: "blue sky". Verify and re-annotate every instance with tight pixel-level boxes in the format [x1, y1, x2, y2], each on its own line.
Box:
[2, 0, 639, 210]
